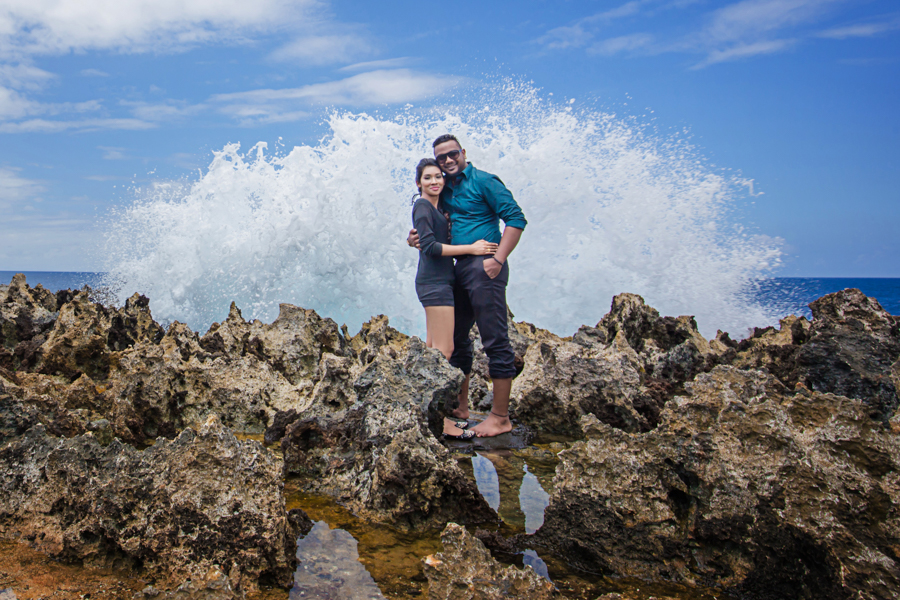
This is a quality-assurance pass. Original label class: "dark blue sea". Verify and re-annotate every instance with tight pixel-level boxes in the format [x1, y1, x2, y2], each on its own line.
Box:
[2, 271, 898, 324]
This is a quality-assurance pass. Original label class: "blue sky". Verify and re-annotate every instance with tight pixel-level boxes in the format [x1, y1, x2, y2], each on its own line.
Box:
[1, 0, 898, 276]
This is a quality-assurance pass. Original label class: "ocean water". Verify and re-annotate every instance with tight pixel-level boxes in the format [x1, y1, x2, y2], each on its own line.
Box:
[3, 271, 898, 334]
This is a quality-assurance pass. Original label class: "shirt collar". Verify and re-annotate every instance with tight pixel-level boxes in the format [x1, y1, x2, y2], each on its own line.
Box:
[447, 162, 472, 186]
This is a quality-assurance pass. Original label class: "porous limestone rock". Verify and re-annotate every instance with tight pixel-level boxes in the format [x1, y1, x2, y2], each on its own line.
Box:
[511, 294, 730, 435]
[36, 291, 162, 382]
[280, 334, 496, 531]
[510, 337, 651, 436]
[535, 366, 900, 600]
[0, 274, 59, 372]
[423, 523, 555, 600]
[0, 415, 296, 593]
[795, 289, 900, 421]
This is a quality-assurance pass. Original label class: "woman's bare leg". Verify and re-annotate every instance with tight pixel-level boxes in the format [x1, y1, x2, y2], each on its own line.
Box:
[451, 373, 470, 420]
[425, 306, 464, 434]
[424, 306, 455, 360]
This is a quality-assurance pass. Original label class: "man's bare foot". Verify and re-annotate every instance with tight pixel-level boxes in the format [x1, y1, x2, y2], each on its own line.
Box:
[471, 411, 513, 438]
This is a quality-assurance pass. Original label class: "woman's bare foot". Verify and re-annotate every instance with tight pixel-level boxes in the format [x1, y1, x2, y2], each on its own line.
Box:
[449, 408, 470, 420]
[442, 420, 475, 440]
[471, 411, 513, 438]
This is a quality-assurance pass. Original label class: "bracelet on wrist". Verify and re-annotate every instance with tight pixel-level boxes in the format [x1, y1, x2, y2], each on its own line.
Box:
[491, 256, 504, 266]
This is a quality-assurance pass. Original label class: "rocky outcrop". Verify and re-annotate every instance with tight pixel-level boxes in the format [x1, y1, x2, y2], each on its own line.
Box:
[423, 523, 555, 600]
[796, 289, 900, 421]
[0, 274, 60, 372]
[511, 294, 732, 435]
[280, 335, 496, 531]
[536, 366, 900, 600]
[0, 414, 296, 593]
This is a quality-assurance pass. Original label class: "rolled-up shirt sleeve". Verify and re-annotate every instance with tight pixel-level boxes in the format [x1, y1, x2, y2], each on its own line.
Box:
[413, 202, 443, 257]
[483, 174, 527, 230]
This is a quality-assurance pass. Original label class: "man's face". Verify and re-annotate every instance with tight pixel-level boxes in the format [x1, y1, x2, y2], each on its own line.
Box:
[434, 141, 467, 176]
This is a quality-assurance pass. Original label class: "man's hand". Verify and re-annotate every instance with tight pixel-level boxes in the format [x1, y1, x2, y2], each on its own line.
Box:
[407, 228, 420, 250]
[483, 257, 502, 279]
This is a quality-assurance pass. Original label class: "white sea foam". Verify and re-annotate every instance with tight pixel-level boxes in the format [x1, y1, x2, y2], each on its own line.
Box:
[103, 80, 781, 338]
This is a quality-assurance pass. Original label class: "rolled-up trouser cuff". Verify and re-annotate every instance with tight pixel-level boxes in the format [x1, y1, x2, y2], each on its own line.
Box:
[450, 255, 516, 379]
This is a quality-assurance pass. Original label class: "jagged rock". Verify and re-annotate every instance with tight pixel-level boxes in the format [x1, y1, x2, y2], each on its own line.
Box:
[346, 314, 409, 366]
[423, 523, 555, 600]
[103, 320, 307, 444]
[536, 366, 900, 600]
[0, 274, 59, 372]
[795, 289, 900, 421]
[574, 293, 729, 382]
[731, 315, 810, 386]
[108, 294, 165, 351]
[281, 334, 496, 531]
[511, 294, 733, 436]
[510, 336, 651, 436]
[0, 415, 296, 592]
[200, 303, 347, 385]
[0, 376, 41, 446]
[35, 291, 162, 382]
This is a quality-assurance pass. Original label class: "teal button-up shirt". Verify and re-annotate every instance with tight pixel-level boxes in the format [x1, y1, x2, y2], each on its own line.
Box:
[440, 163, 527, 246]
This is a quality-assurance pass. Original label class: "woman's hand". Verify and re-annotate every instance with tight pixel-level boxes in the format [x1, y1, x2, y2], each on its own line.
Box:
[469, 240, 498, 255]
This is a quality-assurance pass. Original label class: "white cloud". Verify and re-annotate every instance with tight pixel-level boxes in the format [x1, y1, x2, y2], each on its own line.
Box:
[122, 100, 204, 122]
[0, 117, 154, 133]
[210, 69, 461, 125]
[0, 86, 103, 120]
[80, 68, 109, 77]
[269, 33, 374, 66]
[0, 166, 43, 204]
[818, 17, 900, 39]
[589, 33, 655, 56]
[98, 146, 127, 160]
[0, 63, 55, 89]
[0, 0, 317, 58]
[705, 0, 846, 43]
[339, 57, 416, 73]
[693, 38, 796, 68]
[534, 0, 873, 68]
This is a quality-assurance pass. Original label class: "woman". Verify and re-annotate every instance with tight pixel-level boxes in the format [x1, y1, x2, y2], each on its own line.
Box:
[412, 158, 497, 439]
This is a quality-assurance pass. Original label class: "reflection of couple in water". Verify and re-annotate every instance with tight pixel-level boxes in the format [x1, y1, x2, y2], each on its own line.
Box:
[407, 134, 527, 440]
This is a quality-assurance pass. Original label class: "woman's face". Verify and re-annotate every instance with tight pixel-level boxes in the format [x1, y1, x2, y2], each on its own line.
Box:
[419, 166, 444, 197]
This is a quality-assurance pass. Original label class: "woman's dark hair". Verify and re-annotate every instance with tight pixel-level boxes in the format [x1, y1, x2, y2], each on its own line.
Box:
[411, 157, 442, 203]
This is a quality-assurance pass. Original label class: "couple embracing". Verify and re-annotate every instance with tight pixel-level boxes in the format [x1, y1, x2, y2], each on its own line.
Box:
[408, 134, 527, 440]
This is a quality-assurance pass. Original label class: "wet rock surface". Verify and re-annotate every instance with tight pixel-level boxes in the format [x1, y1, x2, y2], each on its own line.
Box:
[0, 414, 295, 593]
[2, 273, 899, 600]
[536, 366, 900, 600]
[423, 523, 555, 600]
[511, 294, 732, 435]
[278, 334, 496, 531]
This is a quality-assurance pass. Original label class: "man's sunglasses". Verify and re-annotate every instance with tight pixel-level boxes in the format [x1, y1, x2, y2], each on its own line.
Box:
[435, 149, 463, 163]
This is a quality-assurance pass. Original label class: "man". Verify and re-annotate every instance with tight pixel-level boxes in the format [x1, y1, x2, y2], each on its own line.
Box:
[408, 134, 526, 437]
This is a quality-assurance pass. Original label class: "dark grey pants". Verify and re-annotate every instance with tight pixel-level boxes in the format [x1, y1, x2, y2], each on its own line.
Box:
[449, 255, 516, 380]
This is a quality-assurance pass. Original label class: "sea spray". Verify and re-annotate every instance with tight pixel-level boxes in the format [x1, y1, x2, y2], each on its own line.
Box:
[103, 80, 782, 338]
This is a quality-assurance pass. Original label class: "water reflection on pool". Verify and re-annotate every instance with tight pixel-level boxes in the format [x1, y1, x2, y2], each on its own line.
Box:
[291, 521, 386, 600]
